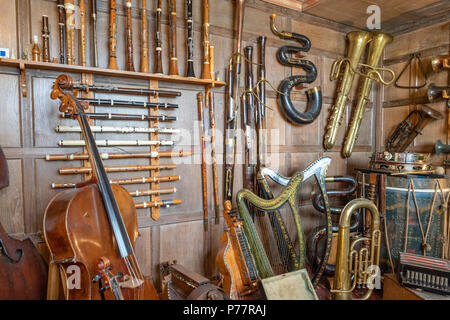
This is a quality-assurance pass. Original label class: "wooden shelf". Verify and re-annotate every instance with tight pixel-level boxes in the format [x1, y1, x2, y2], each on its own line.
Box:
[0, 58, 226, 87]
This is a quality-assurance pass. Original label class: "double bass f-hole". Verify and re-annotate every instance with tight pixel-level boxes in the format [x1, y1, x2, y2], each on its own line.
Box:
[0, 239, 23, 263]
[270, 13, 322, 124]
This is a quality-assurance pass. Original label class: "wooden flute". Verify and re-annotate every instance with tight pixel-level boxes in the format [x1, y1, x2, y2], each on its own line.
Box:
[224, 0, 245, 202]
[209, 45, 215, 80]
[59, 163, 176, 174]
[42, 15, 50, 62]
[168, 0, 179, 75]
[57, 0, 66, 64]
[243, 45, 257, 193]
[76, 97, 178, 109]
[64, 0, 75, 65]
[61, 112, 177, 121]
[201, 0, 211, 79]
[51, 175, 180, 188]
[256, 36, 267, 170]
[125, 0, 135, 71]
[72, 83, 181, 96]
[129, 187, 176, 197]
[55, 125, 180, 134]
[140, 0, 149, 72]
[57, 139, 174, 147]
[79, 0, 86, 66]
[135, 199, 182, 209]
[154, 0, 163, 73]
[209, 92, 220, 224]
[46, 150, 191, 161]
[185, 0, 195, 77]
[108, 0, 118, 69]
[91, 0, 98, 67]
[197, 92, 208, 231]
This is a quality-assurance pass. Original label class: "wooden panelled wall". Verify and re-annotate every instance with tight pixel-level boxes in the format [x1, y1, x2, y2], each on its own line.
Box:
[0, 0, 448, 290]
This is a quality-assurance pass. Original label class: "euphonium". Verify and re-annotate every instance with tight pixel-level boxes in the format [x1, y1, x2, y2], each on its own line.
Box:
[386, 105, 443, 153]
[427, 82, 450, 102]
[342, 32, 394, 157]
[435, 140, 450, 155]
[332, 198, 381, 300]
[323, 31, 372, 150]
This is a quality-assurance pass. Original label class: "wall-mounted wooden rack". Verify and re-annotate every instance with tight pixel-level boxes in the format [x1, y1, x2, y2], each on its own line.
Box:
[0, 57, 225, 222]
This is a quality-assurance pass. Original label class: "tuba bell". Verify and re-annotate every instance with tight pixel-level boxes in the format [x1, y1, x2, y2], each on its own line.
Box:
[332, 198, 381, 300]
[386, 104, 443, 153]
[427, 82, 450, 102]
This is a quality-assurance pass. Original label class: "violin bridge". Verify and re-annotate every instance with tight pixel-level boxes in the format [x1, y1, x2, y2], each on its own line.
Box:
[118, 275, 144, 289]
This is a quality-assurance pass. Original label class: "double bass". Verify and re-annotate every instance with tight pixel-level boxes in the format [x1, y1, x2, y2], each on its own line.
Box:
[43, 74, 159, 300]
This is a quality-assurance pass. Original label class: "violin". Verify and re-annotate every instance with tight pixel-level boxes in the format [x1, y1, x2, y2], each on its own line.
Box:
[43, 74, 159, 300]
[216, 201, 260, 299]
[0, 145, 47, 299]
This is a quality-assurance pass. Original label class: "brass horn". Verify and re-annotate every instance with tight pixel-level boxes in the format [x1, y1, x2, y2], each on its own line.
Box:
[331, 198, 381, 300]
[435, 140, 450, 155]
[324, 31, 395, 157]
[386, 105, 443, 153]
[427, 82, 450, 102]
[431, 54, 450, 72]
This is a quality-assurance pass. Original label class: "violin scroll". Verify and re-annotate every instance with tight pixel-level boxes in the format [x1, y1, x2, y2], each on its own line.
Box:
[51, 74, 88, 114]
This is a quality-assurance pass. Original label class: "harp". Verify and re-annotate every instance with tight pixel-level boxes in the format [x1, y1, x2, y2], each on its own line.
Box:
[238, 157, 332, 286]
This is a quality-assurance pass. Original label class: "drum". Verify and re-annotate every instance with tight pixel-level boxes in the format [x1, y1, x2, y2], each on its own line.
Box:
[370, 152, 432, 172]
[358, 170, 449, 274]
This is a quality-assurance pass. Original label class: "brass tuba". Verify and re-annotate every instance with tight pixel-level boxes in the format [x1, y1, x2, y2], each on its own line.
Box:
[324, 31, 395, 157]
[386, 105, 443, 153]
[331, 198, 381, 300]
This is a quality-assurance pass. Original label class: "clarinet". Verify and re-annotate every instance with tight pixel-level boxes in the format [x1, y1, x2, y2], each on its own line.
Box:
[257, 36, 267, 170]
[224, 0, 245, 202]
[125, 0, 135, 71]
[243, 46, 256, 193]
[91, 0, 99, 67]
[201, 0, 211, 79]
[57, 0, 66, 64]
[154, 0, 163, 73]
[140, 0, 149, 72]
[42, 15, 50, 62]
[185, 0, 195, 77]
[108, 0, 118, 69]
[64, 0, 75, 65]
[79, 0, 86, 66]
[168, 0, 179, 75]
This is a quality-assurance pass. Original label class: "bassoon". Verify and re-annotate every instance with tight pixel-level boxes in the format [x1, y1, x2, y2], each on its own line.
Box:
[185, 0, 195, 77]
[140, 0, 149, 72]
[168, 0, 179, 75]
[42, 15, 50, 62]
[197, 92, 208, 231]
[61, 112, 176, 121]
[256, 36, 266, 171]
[79, 0, 86, 66]
[243, 45, 256, 193]
[71, 83, 181, 97]
[91, 0, 99, 67]
[108, 0, 118, 69]
[51, 175, 180, 189]
[224, 0, 245, 202]
[125, 0, 135, 71]
[154, 0, 163, 73]
[64, 0, 75, 65]
[201, 0, 211, 79]
[57, 0, 66, 64]
[209, 92, 220, 224]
